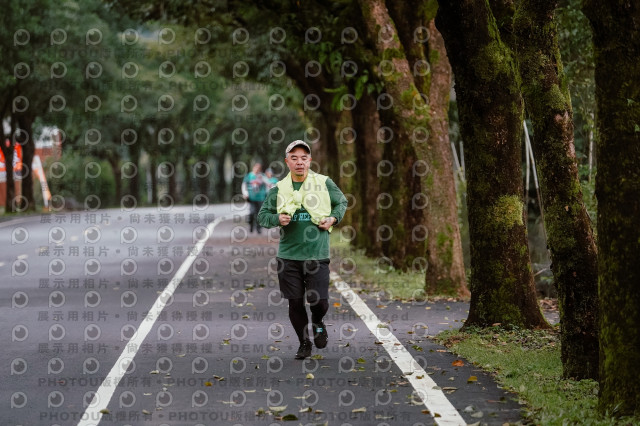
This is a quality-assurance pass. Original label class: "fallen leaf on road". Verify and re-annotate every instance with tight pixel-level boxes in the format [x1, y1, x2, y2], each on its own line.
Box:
[375, 414, 394, 419]
[99, 409, 110, 414]
[470, 411, 484, 418]
[467, 376, 478, 383]
[352, 407, 366, 413]
[204, 381, 212, 387]
[281, 414, 298, 421]
[452, 360, 464, 367]
[306, 373, 314, 379]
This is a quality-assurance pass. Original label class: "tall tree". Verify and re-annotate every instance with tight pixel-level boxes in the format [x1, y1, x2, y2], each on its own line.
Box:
[582, 0, 640, 416]
[436, 0, 548, 327]
[352, 92, 383, 256]
[508, 0, 599, 379]
[358, 0, 468, 296]
[386, 0, 468, 296]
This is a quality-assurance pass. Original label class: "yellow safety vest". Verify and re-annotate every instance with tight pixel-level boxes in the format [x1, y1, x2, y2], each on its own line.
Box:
[276, 171, 333, 231]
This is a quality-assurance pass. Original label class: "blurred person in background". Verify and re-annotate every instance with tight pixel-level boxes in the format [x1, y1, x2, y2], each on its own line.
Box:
[241, 162, 267, 234]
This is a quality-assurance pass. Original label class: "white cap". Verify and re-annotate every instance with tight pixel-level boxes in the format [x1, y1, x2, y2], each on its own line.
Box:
[285, 140, 311, 155]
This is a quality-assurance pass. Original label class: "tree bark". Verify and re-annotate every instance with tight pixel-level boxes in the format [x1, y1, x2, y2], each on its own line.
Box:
[582, 0, 640, 416]
[149, 154, 158, 205]
[282, 57, 341, 178]
[387, 1, 469, 296]
[129, 137, 141, 201]
[436, 0, 548, 327]
[352, 93, 383, 256]
[513, 0, 598, 379]
[107, 149, 122, 205]
[357, 0, 430, 273]
[182, 156, 193, 204]
[168, 159, 178, 203]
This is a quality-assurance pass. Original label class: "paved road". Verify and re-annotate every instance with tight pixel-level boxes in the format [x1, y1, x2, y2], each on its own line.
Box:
[1, 203, 525, 425]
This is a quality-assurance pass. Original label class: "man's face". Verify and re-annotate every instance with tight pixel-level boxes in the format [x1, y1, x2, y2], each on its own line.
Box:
[285, 147, 311, 178]
[253, 163, 262, 174]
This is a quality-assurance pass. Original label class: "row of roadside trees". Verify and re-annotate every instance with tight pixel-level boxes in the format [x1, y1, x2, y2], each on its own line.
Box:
[2, 0, 638, 416]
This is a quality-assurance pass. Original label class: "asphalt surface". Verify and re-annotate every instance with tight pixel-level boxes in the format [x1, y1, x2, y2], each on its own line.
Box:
[1, 203, 531, 425]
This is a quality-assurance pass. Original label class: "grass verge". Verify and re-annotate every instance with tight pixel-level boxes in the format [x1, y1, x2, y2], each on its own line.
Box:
[434, 326, 639, 425]
[330, 233, 435, 300]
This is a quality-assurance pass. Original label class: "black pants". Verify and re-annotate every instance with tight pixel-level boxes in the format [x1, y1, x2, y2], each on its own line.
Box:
[277, 258, 330, 342]
[248, 200, 263, 233]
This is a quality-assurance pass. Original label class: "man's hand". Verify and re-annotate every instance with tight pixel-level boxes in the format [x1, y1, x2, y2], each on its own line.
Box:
[317, 217, 335, 231]
[279, 214, 292, 226]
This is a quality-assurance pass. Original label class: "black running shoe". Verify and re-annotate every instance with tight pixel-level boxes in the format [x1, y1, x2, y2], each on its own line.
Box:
[313, 322, 328, 349]
[295, 339, 312, 359]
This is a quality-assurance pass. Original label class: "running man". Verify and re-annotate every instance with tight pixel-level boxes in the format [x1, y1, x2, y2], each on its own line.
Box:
[258, 140, 347, 359]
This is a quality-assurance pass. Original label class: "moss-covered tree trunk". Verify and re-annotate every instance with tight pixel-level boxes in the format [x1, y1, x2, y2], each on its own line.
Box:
[436, 0, 548, 327]
[352, 92, 383, 256]
[582, 0, 640, 416]
[358, 0, 468, 297]
[358, 2, 420, 267]
[512, 0, 599, 380]
[387, 0, 469, 297]
[423, 19, 468, 296]
[357, 0, 427, 273]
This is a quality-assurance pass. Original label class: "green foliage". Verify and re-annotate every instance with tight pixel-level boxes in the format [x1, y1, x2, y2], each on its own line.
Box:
[1, 0, 311, 211]
[557, 0, 595, 158]
[329, 233, 431, 300]
[330, 233, 464, 299]
[46, 151, 116, 207]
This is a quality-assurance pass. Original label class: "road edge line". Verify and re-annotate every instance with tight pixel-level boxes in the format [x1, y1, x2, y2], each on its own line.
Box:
[331, 271, 467, 426]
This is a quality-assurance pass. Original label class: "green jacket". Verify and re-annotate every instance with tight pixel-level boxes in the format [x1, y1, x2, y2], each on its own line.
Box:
[257, 174, 347, 260]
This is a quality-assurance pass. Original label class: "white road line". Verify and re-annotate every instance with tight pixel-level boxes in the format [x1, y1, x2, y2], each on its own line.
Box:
[77, 216, 224, 426]
[331, 272, 467, 426]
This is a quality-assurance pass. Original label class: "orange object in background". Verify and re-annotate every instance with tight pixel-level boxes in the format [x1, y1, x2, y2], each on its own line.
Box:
[0, 143, 23, 178]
